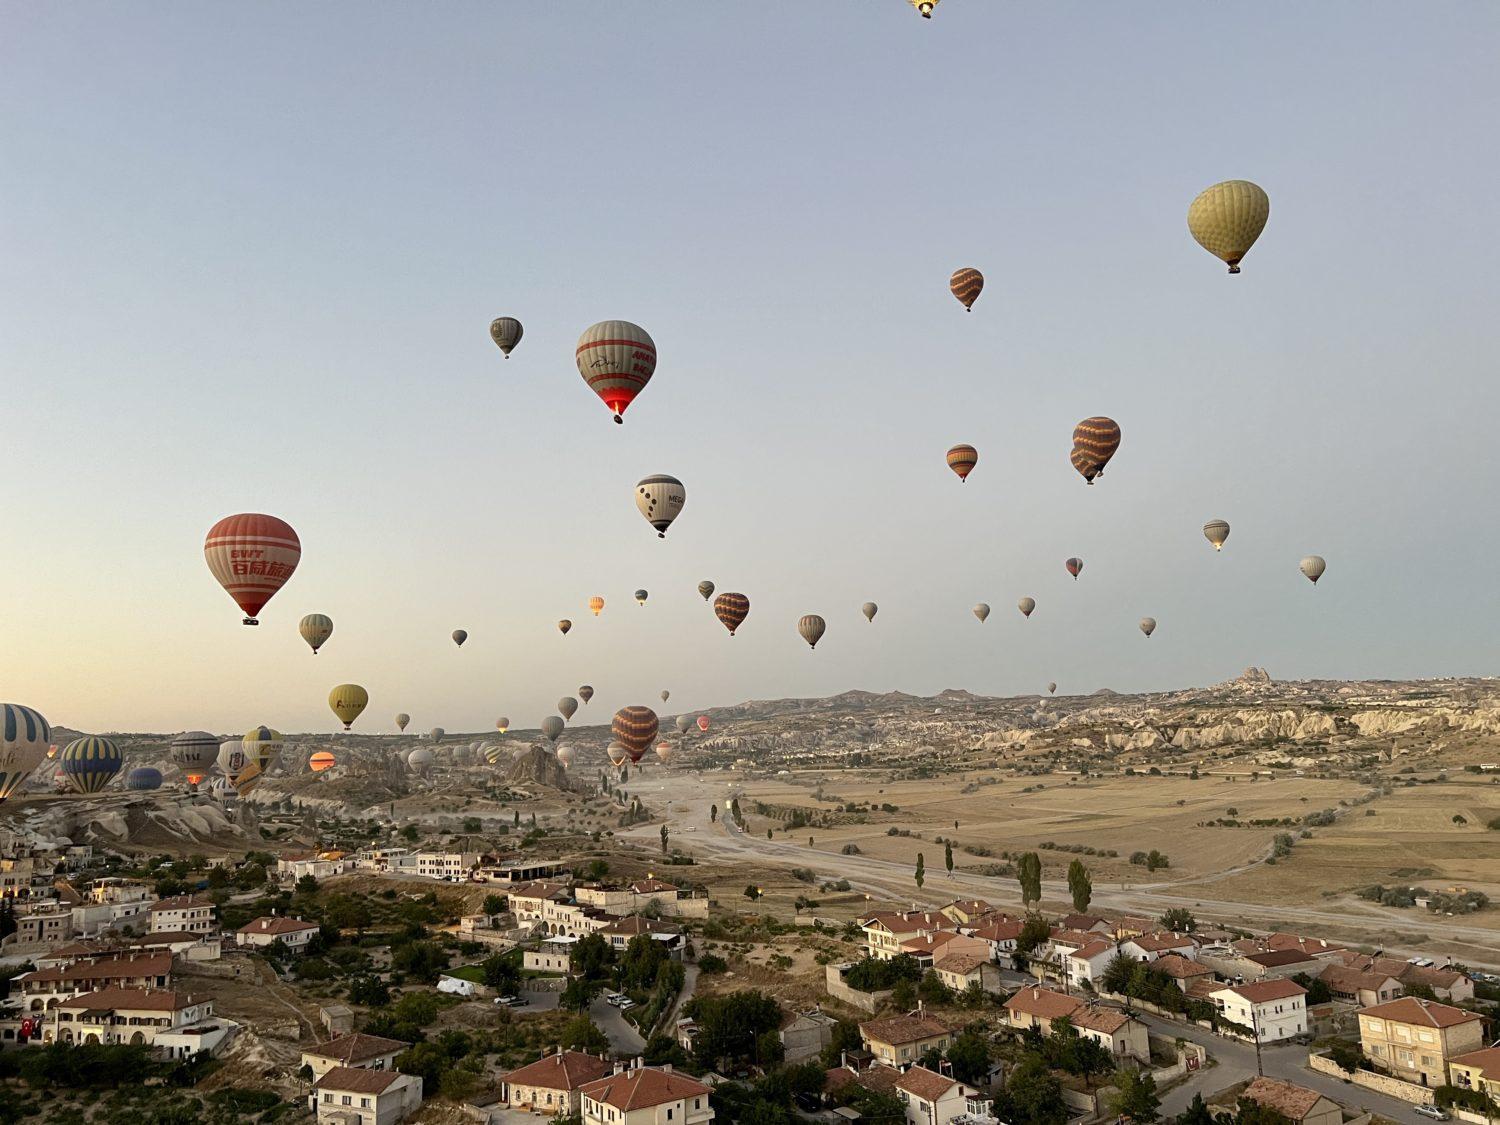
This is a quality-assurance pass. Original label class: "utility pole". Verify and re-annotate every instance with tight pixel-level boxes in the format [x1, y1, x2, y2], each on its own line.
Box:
[1251, 1003, 1264, 1077]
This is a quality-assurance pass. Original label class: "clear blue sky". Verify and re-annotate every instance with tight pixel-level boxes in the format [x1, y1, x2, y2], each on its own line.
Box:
[2, 3, 1496, 735]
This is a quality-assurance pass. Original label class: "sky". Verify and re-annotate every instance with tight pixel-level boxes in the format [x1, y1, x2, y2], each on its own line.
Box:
[1, 3, 1497, 736]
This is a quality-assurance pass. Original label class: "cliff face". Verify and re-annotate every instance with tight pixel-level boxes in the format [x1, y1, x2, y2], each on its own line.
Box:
[504, 745, 570, 789]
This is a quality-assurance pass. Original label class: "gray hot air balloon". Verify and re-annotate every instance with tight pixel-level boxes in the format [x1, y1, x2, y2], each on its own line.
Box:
[675, 715, 692, 734]
[579, 686, 594, 704]
[540, 716, 565, 743]
[635, 589, 649, 605]
[452, 629, 468, 647]
[489, 317, 523, 357]
[1047, 682, 1057, 694]
[1139, 617, 1157, 637]
[862, 602, 878, 622]
[1300, 556, 1326, 585]
[429, 727, 445, 743]
[973, 603, 990, 623]
[797, 615, 826, 650]
[1203, 520, 1231, 551]
[697, 580, 715, 602]
[660, 690, 670, 703]
[407, 747, 434, 773]
[1017, 597, 1036, 618]
[558, 697, 578, 721]
[394, 713, 410, 732]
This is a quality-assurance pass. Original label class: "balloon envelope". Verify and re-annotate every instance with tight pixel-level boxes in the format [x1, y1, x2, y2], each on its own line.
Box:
[328, 684, 368, 730]
[299, 613, 333, 654]
[1066, 558, 1084, 580]
[452, 629, 468, 647]
[309, 751, 336, 773]
[1070, 418, 1121, 484]
[541, 716, 565, 743]
[660, 690, 670, 703]
[1139, 617, 1157, 637]
[588, 596, 605, 617]
[973, 603, 990, 623]
[612, 707, 659, 763]
[496, 718, 510, 733]
[949, 267, 983, 310]
[675, 715, 692, 734]
[170, 731, 218, 778]
[606, 742, 628, 766]
[395, 713, 410, 732]
[1188, 180, 1269, 273]
[697, 715, 710, 732]
[407, 747, 434, 772]
[204, 513, 300, 625]
[557, 745, 575, 768]
[489, 316, 523, 357]
[558, 697, 579, 721]
[429, 727, 445, 742]
[655, 742, 674, 764]
[558, 620, 572, 635]
[714, 593, 749, 636]
[946, 444, 978, 482]
[1047, 682, 1057, 694]
[126, 766, 163, 791]
[635, 589, 649, 605]
[1017, 597, 1036, 618]
[1203, 520, 1231, 551]
[59, 737, 123, 794]
[579, 686, 594, 704]
[1300, 556, 1326, 584]
[798, 614, 827, 649]
[697, 581, 715, 602]
[577, 320, 656, 422]
[862, 602, 878, 622]
[635, 475, 685, 538]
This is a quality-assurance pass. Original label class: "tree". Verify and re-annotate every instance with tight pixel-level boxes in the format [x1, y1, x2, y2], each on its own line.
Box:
[1017, 852, 1042, 906]
[400, 824, 419, 842]
[1234, 1099, 1295, 1125]
[945, 842, 955, 875]
[744, 885, 762, 901]
[661, 824, 670, 854]
[513, 810, 520, 827]
[1159, 907, 1196, 932]
[560, 975, 603, 1013]
[347, 975, 390, 1007]
[947, 1028, 992, 1084]
[561, 1014, 611, 1053]
[710, 804, 719, 823]
[391, 940, 449, 983]
[295, 873, 320, 896]
[914, 852, 925, 889]
[766, 828, 773, 840]
[918, 970, 951, 1006]
[570, 933, 615, 980]
[481, 953, 520, 993]
[1005, 1053, 1066, 1125]
[326, 894, 373, 934]
[891, 979, 917, 1010]
[687, 990, 783, 1070]
[1067, 859, 1092, 913]
[1016, 913, 1052, 957]
[1176, 1093, 1223, 1125]
[1108, 1069, 1160, 1124]
[481, 893, 505, 916]
[1101, 953, 1134, 995]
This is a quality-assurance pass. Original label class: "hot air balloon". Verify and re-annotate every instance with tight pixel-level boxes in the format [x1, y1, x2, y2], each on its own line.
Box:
[395, 713, 410, 732]
[484, 744, 504, 765]
[946, 444, 978, 482]
[217, 739, 261, 794]
[1018, 597, 1036, 618]
[675, 715, 693, 735]
[407, 747, 434, 773]
[207, 776, 238, 805]
[635, 589, 649, 606]
[429, 727, 445, 743]
[660, 690, 670, 703]
[1066, 558, 1084, 580]
[862, 602, 878, 622]
[170, 731, 217, 788]
[126, 766, 163, 791]
[1203, 520, 1231, 551]
[697, 581, 715, 602]
[588, 596, 605, 617]
[309, 751, 336, 773]
[558, 620, 572, 636]
[798, 615, 827, 650]
[204, 514, 300, 625]
[1140, 617, 1157, 637]
[579, 686, 594, 704]
[606, 742, 628, 767]
[496, 717, 510, 733]
[577, 320, 656, 423]
[655, 741, 674, 764]
[611, 706, 659, 763]
[635, 475, 685, 538]
[452, 629, 468, 647]
[58, 737, 122, 795]
[299, 613, 333, 654]
[329, 684, 368, 730]
[714, 592, 749, 636]
[1071, 417, 1121, 484]
[1188, 180, 1269, 274]
[1047, 682, 1057, 694]
[558, 697, 579, 721]
[973, 603, 990, 623]
[489, 316, 523, 357]
[1300, 556, 1326, 585]
[557, 745, 575, 768]
[949, 267, 982, 309]
[242, 727, 284, 787]
[697, 715, 710, 732]
[541, 716, 565, 743]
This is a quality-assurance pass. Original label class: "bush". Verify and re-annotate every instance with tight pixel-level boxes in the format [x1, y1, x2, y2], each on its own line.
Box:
[697, 953, 729, 974]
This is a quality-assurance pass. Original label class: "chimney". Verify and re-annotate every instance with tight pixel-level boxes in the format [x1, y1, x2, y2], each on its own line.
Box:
[662, 1064, 673, 1073]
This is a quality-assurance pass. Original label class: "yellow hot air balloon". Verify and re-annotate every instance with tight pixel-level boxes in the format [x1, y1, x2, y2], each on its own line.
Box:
[588, 596, 605, 617]
[1188, 180, 1269, 274]
[328, 684, 368, 730]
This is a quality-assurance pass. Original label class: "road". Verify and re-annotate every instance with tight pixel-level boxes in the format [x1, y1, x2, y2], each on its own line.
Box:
[625, 773, 1500, 970]
[1137, 1013, 1428, 1121]
[589, 994, 646, 1055]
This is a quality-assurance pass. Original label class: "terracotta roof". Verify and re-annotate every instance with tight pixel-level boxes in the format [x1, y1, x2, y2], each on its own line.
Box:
[1185, 979, 1222, 1001]
[895, 1066, 959, 1102]
[824, 1067, 856, 1093]
[1128, 932, 1197, 953]
[1070, 1006, 1133, 1036]
[1318, 965, 1398, 995]
[1359, 996, 1481, 1029]
[508, 881, 571, 900]
[935, 950, 991, 975]
[1243, 949, 1316, 968]
[315, 1066, 404, 1095]
[1069, 939, 1114, 962]
[1452, 1047, 1500, 1082]
[601, 915, 681, 937]
[1058, 913, 1109, 931]
[237, 915, 318, 936]
[854, 1065, 904, 1093]
[943, 898, 993, 916]
[970, 918, 1025, 942]
[44, 940, 117, 959]
[581, 1067, 711, 1110]
[503, 1050, 613, 1091]
[20, 952, 172, 984]
[307, 1032, 411, 1064]
[126, 931, 206, 947]
[1402, 964, 1467, 990]
[1049, 928, 1102, 949]
[1216, 979, 1307, 1004]
[1005, 987, 1083, 1021]
[1265, 933, 1344, 955]
[861, 910, 955, 934]
[629, 878, 677, 894]
[859, 1014, 950, 1046]
[150, 894, 213, 912]
[1242, 1077, 1331, 1121]
[1156, 953, 1214, 979]
[58, 987, 191, 1012]
[902, 931, 964, 956]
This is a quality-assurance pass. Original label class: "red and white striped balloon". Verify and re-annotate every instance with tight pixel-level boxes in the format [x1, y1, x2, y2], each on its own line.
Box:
[204, 514, 300, 625]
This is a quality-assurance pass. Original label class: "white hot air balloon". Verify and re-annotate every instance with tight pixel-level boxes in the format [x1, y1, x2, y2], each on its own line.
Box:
[1017, 597, 1036, 619]
[635, 475, 686, 538]
[1203, 520, 1231, 551]
[972, 603, 990, 623]
[1300, 556, 1327, 585]
[862, 602, 878, 622]
[1139, 617, 1157, 637]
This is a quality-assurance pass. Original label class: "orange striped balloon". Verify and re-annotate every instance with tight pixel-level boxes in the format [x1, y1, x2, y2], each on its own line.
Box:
[946, 444, 978, 482]
[204, 514, 300, 625]
[611, 706, 659, 763]
[949, 267, 984, 311]
[1070, 417, 1121, 484]
[713, 592, 749, 636]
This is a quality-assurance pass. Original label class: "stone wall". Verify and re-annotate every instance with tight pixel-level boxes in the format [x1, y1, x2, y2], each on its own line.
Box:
[1306, 1053, 1435, 1105]
[824, 963, 892, 1014]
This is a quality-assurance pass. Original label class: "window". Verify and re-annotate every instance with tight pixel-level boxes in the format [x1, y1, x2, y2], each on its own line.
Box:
[361, 1097, 370, 1107]
[323, 1093, 332, 1103]
[342, 1095, 352, 1105]
[667, 1111, 673, 1120]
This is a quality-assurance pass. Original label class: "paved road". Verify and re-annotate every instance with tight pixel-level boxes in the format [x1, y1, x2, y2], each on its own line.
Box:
[589, 994, 646, 1055]
[1136, 1013, 1428, 1122]
[621, 773, 1500, 970]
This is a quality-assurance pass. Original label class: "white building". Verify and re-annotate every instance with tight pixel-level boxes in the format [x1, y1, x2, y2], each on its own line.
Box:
[46, 986, 236, 1059]
[580, 1065, 714, 1125]
[312, 1066, 423, 1125]
[894, 1065, 990, 1125]
[1212, 979, 1308, 1042]
[415, 851, 480, 881]
[236, 915, 320, 951]
[302, 1032, 411, 1080]
[148, 894, 217, 935]
[278, 854, 353, 882]
[524, 935, 577, 975]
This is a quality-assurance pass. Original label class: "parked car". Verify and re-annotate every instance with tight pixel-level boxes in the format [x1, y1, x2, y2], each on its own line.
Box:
[1414, 1106, 1450, 1121]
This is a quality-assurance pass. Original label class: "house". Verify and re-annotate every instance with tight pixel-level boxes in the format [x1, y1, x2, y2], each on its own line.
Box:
[1356, 997, 1485, 1087]
[1317, 965, 1402, 1008]
[124, 931, 221, 960]
[1199, 945, 1318, 982]
[1004, 986, 1081, 1035]
[599, 915, 684, 954]
[900, 930, 966, 964]
[1056, 913, 1114, 935]
[1233, 934, 1346, 960]
[933, 948, 1003, 997]
[780, 1009, 839, 1063]
[1327, 952, 1476, 1004]
[860, 911, 957, 961]
[894, 1065, 990, 1125]
[1062, 939, 1117, 987]
[1449, 1047, 1500, 1104]
[1003, 988, 1148, 1061]
[1211, 980, 1308, 1041]
[967, 917, 1026, 968]
[1154, 953, 1216, 992]
[415, 851, 480, 881]
[1240, 1077, 1342, 1125]
[0, 904, 74, 952]
[312, 1066, 423, 1125]
[579, 1065, 714, 1125]
[45, 987, 234, 1058]
[148, 894, 216, 935]
[524, 934, 578, 975]
[939, 899, 995, 925]
[1120, 932, 1198, 963]
[859, 1014, 952, 1069]
[302, 1032, 412, 1079]
[15, 952, 174, 1009]
[277, 853, 352, 883]
[236, 915, 320, 951]
[501, 1049, 613, 1114]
